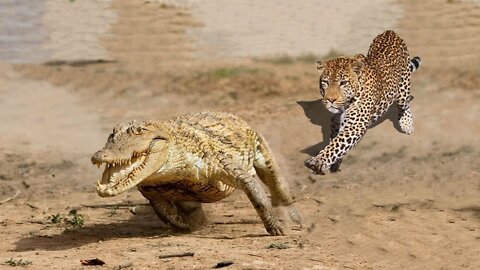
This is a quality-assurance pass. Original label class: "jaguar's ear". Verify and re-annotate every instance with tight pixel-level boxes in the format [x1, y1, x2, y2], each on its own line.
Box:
[352, 54, 366, 76]
[316, 60, 325, 73]
[352, 54, 365, 75]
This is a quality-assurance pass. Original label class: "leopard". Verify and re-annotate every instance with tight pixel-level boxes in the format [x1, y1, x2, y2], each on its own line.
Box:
[305, 30, 421, 175]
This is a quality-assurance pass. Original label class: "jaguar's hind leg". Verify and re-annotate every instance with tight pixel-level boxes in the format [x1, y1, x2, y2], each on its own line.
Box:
[397, 68, 414, 135]
[397, 57, 421, 135]
[397, 81, 414, 135]
[398, 105, 414, 134]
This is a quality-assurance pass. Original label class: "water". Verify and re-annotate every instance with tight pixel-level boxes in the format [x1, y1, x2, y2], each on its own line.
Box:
[0, 0, 50, 63]
[0, 0, 116, 64]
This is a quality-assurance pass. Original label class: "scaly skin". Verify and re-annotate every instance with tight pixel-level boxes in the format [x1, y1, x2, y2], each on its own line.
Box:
[91, 112, 300, 235]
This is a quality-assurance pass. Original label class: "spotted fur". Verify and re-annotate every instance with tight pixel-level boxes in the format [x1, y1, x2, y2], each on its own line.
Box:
[305, 30, 421, 174]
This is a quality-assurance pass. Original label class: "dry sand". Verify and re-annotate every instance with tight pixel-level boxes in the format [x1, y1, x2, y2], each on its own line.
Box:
[0, 0, 479, 269]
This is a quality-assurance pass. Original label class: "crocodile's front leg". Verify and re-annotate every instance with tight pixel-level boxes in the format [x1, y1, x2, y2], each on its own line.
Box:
[216, 155, 283, 236]
[305, 102, 371, 175]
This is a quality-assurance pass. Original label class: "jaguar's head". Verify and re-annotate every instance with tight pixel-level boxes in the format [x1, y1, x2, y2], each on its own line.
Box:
[316, 54, 365, 114]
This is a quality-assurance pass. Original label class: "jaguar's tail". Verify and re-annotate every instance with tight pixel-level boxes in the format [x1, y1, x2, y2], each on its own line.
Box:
[409, 56, 422, 73]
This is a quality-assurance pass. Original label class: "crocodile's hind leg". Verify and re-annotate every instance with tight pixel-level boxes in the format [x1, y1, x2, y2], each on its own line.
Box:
[148, 198, 191, 230]
[147, 199, 206, 231]
[138, 186, 205, 231]
[217, 154, 284, 236]
[252, 134, 302, 224]
[176, 201, 206, 230]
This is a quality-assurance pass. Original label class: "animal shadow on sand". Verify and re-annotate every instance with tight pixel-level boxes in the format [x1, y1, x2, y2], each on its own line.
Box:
[297, 99, 403, 156]
[14, 213, 270, 251]
[14, 215, 171, 251]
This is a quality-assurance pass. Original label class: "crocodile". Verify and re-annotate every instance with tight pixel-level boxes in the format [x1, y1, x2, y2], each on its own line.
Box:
[91, 112, 300, 235]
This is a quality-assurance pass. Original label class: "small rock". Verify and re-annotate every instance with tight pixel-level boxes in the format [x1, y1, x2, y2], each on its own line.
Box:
[113, 261, 133, 270]
[80, 258, 105, 266]
[213, 261, 234, 269]
[266, 243, 289, 249]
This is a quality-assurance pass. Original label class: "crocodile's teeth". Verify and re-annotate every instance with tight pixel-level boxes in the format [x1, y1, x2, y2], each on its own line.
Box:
[96, 163, 100, 168]
[97, 181, 107, 190]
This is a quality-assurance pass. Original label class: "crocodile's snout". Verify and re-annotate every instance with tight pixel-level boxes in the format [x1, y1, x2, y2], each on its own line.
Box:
[91, 150, 110, 164]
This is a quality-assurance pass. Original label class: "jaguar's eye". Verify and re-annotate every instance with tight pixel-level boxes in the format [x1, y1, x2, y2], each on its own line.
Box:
[339, 80, 349, 86]
[320, 79, 329, 89]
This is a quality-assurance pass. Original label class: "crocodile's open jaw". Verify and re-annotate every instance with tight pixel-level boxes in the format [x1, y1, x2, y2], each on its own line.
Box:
[92, 152, 158, 197]
[92, 120, 169, 197]
[92, 149, 169, 197]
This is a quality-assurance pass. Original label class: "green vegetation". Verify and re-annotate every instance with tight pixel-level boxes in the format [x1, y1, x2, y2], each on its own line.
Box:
[47, 213, 63, 224]
[64, 209, 85, 228]
[207, 67, 261, 79]
[257, 50, 343, 65]
[262, 55, 295, 65]
[321, 49, 343, 60]
[46, 209, 85, 228]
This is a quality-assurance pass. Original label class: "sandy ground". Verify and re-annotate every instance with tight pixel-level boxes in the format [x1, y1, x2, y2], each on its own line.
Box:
[0, 0, 479, 269]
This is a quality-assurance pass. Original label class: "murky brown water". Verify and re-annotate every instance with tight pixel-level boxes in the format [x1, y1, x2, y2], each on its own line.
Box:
[0, 0, 116, 64]
[0, 0, 50, 63]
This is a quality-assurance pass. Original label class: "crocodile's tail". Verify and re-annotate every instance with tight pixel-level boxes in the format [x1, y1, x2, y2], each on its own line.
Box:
[409, 56, 422, 73]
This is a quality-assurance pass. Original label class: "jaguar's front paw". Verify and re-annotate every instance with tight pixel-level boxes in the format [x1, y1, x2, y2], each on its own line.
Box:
[330, 160, 342, 173]
[304, 156, 329, 175]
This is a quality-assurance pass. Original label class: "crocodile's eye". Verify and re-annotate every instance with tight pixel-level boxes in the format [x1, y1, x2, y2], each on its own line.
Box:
[320, 79, 329, 89]
[134, 126, 143, 135]
[152, 136, 166, 141]
[339, 80, 349, 86]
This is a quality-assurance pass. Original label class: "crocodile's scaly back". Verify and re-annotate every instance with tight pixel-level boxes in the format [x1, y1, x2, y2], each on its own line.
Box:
[170, 112, 258, 171]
